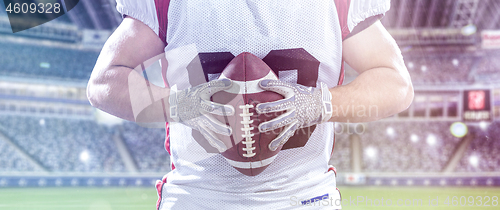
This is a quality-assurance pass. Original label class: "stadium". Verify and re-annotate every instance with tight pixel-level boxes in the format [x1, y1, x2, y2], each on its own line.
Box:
[0, 0, 500, 209]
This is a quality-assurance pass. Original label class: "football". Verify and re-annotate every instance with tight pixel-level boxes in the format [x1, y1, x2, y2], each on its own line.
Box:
[211, 52, 285, 176]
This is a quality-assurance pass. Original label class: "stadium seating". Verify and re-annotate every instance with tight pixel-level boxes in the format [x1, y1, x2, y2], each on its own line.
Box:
[475, 52, 500, 83]
[0, 116, 125, 172]
[359, 121, 461, 173]
[120, 122, 171, 172]
[329, 130, 352, 173]
[0, 137, 41, 172]
[0, 115, 171, 173]
[402, 51, 500, 85]
[456, 122, 500, 172]
[404, 56, 473, 85]
[0, 42, 99, 81]
[0, 115, 499, 174]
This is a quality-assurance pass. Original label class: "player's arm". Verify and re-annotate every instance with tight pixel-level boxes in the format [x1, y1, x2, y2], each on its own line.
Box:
[329, 20, 414, 122]
[87, 16, 232, 149]
[87, 16, 169, 122]
[255, 20, 412, 136]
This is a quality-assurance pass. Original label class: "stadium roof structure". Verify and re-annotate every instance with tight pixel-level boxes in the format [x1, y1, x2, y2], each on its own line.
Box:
[2, 0, 499, 36]
[383, 0, 500, 46]
[0, 0, 121, 30]
[0, 0, 499, 85]
[385, 0, 499, 30]
[1, 0, 499, 46]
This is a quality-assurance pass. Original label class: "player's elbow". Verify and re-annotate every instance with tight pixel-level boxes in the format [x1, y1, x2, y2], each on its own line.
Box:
[394, 71, 414, 114]
[87, 76, 103, 109]
[87, 65, 136, 122]
[86, 66, 111, 110]
[400, 82, 414, 112]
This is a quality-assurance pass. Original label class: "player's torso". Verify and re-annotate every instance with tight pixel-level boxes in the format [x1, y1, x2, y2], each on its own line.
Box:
[164, 0, 343, 89]
[160, 0, 341, 208]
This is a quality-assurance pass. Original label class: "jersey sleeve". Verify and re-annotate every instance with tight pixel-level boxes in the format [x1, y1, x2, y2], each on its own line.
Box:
[347, 0, 390, 32]
[116, 0, 160, 36]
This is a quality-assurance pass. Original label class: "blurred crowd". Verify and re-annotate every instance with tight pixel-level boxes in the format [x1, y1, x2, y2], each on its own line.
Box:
[1, 116, 499, 174]
[0, 42, 98, 81]
[358, 121, 460, 173]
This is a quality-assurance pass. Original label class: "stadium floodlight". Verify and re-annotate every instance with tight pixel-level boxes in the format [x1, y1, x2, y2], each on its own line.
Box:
[386, 127, 395, 137]
[487, 179, 494, 186]
[79, 150, 90, 163]
[71, 178, 79, 186]
[469, 155, 479, 167]
[0, 179, 7, 187]
[119, 179, 126, 186]
[365, 147, 377, 159]
[87, 179, 95, 186]
[135, 179, 143, 186]
[461, 24, 477, 36]
[421, 65, 427, 72]
[479, 121, 489, 131]
[410, 134, 419, 143]
[426, 134, 437, 146]
[38, 179, 46, 187]
[18, 179, 27, 187]
[55, 178, 62, 187]
[450, 122, 468, 138]
[39, 62, 50, 69]
[452, 59, 459, 66]
[102, 179, 110, 186]
[407, 62, 414, 69]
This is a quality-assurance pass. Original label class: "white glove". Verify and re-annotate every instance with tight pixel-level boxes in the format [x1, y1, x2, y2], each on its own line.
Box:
[169, 79, 235, 152]
[255, 80, 333, 151]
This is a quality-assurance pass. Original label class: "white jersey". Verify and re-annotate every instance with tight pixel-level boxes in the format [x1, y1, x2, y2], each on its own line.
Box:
[116, 0, 389, 209]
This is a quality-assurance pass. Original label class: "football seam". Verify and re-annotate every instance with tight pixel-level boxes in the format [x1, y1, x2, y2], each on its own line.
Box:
[239, 104, 256, 157]
[214, 52, 283, 176]
[240, 53, 256, 158]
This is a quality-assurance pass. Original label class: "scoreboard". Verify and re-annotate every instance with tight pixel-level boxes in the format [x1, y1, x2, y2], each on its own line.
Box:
[463, 89, 492, 122]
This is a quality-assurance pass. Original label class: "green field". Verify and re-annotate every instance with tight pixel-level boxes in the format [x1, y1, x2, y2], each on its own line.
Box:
[0, 187, 499, 209]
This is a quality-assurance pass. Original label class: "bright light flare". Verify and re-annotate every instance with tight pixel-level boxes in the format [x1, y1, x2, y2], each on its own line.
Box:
[410, 134, 419, 143]
[386, 127, 395, 137]
[469, 156, 479, 167]
[426, 134, 437, 146]
[365, 147, 377, 159]
[450, 122, 468, 138]
[479, 121, 489, 131]
[79, 150, 90, 163]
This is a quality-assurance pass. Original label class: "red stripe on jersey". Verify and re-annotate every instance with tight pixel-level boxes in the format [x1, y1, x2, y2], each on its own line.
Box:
[334, 0, 350, 86]
[338, 62, 345, 85]
[328, 166, 337, 177]
[155, 0, 173, 171]
[164, 122, 175, 170]
[156, 174, 169, 210]
[164, 122, 170, 154]
[154, 0, 171, 45]
[334, 0, 351, 41]
[330, 129, 336, 157]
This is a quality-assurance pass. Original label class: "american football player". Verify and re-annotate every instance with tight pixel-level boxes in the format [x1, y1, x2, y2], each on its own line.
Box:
[87, 0, 413, 209]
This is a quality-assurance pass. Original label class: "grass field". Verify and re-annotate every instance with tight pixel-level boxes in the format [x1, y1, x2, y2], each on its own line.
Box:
[0, 187, 499, 209]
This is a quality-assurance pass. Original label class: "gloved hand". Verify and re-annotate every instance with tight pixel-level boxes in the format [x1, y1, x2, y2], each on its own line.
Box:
[255, 80, 333, 151]
[169, 79, 235, 152]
